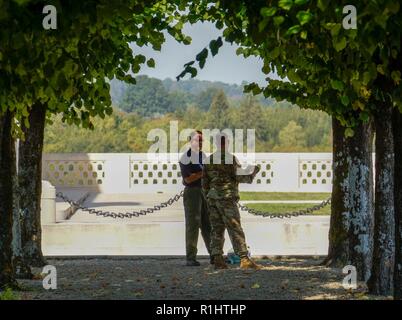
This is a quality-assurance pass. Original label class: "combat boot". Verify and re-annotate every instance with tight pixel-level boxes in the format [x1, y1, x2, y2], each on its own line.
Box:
[213, 255, 228, 270]
[240, 257, 263, 270]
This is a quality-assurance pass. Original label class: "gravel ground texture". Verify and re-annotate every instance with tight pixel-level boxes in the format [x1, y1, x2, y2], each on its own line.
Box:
[15, 256, 390, 300]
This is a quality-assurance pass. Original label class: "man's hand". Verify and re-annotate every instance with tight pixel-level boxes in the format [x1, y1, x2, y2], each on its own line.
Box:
[184, 171, 203, 184]
[251, 165, 261, 178]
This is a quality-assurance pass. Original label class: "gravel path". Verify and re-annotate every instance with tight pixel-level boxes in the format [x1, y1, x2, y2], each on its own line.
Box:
[15, 257, 383, 300]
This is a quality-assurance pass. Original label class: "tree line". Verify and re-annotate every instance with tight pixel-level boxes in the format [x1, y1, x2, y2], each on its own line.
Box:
[44, 90, 331, 153]
[110, 75, 275, 117]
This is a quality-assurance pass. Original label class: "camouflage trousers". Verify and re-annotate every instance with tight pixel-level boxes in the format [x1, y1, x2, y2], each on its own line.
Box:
[208, 198, 249, 258]
[183, 187, 212, 261]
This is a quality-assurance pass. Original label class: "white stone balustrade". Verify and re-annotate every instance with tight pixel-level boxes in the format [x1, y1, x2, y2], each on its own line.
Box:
[39, 153, 334, 255]
[42, 153, 333, 193]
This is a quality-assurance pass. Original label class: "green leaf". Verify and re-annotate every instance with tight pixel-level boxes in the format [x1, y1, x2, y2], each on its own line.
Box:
[184, 61, 195, 68]
[374, 14, 389, 29]
[330, 24, 342, 37]
[341, 95, 350, 106]
[209, 37, 223, 56]
[317, 0, 329, 11]
[260, 7, 277, 17]
[331, 80, 344, 91]
[295, 0, 309, 5]
[269, 47, 281, 59]
[262, 64, 271, 74]
[258, 18, 269, 32]
[286, 25, 302, 36]
[288, 69, 302, 83]
[273, 16, 285, 26]
[146, 58, 155, 68]
[296, 11, 313, 26]
[300, 30, 308, 39]
[359, 112, 370, 122]
[333, 37, 347, 52]
[279, 0, 294, 11]
[386, 2, 400, 14]
[362, 72, 372, 85]
[377, 64, 385, 75]
[196, 48, 208, 62]
[215, 21, 224, 29]
[345, 128, 354, 138]
[188, 66, 197, 78]
[391, 71, 401, 85]
[183, 36, 192, 45]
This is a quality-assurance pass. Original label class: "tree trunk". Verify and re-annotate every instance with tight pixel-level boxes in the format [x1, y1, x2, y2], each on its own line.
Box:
[0, 111, 17, 289]
[346, 120, 374, 282]
[325, 118, 374, 281]
[394, 108, 402, 299]
[368, 104, 395, 296]
[325, 118, 350, 267]
[19, 103, 47, 267]
[12, 139, 32, 279]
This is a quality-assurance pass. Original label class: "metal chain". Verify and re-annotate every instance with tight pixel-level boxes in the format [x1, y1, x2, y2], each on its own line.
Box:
[56, 191, 331, 219]
[56, 191, 184, 219]
[238, 198, 331, 219]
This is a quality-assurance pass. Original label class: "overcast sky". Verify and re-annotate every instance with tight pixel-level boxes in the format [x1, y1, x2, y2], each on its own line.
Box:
[134, 22, 273, 85]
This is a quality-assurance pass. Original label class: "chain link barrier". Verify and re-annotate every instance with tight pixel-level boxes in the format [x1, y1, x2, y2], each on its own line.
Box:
[238, 198, 331, 219]
[56, 191, 331, 219]
[56, 191, 184, 219]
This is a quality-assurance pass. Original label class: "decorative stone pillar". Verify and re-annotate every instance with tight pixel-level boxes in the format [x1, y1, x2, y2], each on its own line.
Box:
[41, 180, 56, 224]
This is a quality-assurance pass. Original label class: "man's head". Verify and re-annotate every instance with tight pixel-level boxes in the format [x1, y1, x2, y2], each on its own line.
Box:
[189, 130, 203, 151]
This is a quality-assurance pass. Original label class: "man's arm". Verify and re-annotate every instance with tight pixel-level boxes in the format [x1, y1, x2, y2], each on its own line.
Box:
[184, 171, 202, 184]
[234, 156, 260, 184]
[179, 161, 202, 185]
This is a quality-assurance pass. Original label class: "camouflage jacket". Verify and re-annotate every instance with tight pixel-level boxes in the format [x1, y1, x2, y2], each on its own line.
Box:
[202, 152, 255, 201]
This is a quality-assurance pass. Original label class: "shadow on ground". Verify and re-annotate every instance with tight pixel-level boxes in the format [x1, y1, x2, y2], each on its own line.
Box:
[16, 257, 387, 300]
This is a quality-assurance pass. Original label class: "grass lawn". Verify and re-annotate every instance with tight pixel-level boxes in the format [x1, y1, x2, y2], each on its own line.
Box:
[239, 192, 331, 201]
[239, 192, 331, 216]
[242, 203, 330, 216]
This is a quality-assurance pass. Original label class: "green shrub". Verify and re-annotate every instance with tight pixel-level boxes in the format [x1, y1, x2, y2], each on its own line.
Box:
[0, 288, 19, 300]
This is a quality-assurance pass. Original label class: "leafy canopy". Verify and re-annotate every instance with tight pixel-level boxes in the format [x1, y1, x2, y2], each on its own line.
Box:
[0, 0, 189, 134]
[177, 0, 402, 130]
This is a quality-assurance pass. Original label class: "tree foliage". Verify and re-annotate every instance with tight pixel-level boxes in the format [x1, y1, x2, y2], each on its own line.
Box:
[112, 76, 274, 117]
[0, 0, 191, 287]
[178, 0, 402, 130]
[120, 75, 173, 116]
[44, 93, 331, 153]
[0, 0, 189, 132]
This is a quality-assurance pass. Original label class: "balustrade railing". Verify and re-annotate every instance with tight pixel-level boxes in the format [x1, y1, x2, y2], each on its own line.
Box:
[42, 153, 333, 193]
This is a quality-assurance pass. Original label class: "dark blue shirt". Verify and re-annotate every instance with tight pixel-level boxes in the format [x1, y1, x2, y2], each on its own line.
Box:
[179, 149, 205, 187]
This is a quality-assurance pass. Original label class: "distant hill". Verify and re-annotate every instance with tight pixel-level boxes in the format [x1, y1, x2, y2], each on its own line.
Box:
[161, 78, 245, 98]
[110, 76, 275, 117]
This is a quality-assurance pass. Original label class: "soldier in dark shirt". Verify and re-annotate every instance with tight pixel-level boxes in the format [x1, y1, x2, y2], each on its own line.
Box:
[179, 131, 212, 266]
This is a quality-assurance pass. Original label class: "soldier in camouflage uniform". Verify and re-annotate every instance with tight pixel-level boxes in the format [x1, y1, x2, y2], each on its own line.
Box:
[202, 134, 262, 270]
